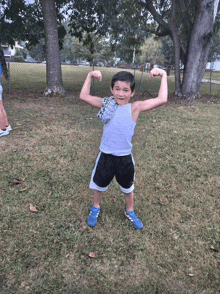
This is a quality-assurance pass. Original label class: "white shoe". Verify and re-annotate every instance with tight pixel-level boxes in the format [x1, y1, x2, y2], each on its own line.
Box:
[6, 125, 12, 132]
[0, 129, 9, 137]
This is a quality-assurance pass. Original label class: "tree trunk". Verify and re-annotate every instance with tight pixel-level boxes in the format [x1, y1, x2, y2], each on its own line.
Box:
[181, 0, 219, 99]
[139, 0, 220, 99]
[172, 32, 182, 96]
[170, 0, 181, 96]
[40, 0, 65, 96]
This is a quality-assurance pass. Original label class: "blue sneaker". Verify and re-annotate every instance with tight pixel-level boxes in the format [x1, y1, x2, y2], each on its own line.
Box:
[87, 206, 100, 227]
[125, 209, 143, 230]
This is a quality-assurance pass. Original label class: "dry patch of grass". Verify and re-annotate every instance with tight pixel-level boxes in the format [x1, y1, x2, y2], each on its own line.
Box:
[0, 91, 220, 293]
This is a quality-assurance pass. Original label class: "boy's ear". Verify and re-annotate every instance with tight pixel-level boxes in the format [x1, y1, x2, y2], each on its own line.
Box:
[131, 90, 135, 97]
[110, 86, 114, 95]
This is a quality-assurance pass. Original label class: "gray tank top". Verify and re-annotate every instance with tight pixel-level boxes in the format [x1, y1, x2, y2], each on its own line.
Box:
[99, 104, 136, 156]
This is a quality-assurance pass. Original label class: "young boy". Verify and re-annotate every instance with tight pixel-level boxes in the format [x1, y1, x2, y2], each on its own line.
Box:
[80, 68, 168, 229]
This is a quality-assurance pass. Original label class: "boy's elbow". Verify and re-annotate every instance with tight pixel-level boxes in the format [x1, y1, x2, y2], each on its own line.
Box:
[79, 93, 86, 101]
[163, 92, 168, 102]
[160, 95, 168, 105]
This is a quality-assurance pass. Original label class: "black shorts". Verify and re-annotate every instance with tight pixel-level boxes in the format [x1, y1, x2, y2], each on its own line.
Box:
[89, 152, 135, 193]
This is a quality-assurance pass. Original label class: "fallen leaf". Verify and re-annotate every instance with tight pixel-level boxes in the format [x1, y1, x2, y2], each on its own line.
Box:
[89, 252, 95, 258]
[66, 254, 70, 258]
[13, 179, 23, 185]
[189, 274, 194, 277]
[29, 229, 38, 234]
[54, 238, 57, 245]
[210, 246, 219, 252]
[30, 204, 37, 212]
[19, 187, 28, 192]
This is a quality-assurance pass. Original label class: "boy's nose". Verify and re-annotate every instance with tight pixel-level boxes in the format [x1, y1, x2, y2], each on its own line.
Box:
[119, 91, 123, 96]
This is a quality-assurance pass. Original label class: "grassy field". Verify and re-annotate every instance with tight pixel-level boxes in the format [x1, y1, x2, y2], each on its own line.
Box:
[0, 82, 220, 293]
[1, 62, 220, 97]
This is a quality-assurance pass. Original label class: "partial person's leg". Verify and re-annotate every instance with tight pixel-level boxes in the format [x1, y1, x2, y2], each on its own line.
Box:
[0, 85, 10, 135]
[0, 101, 8, 129]
[0, 101, 10, 137]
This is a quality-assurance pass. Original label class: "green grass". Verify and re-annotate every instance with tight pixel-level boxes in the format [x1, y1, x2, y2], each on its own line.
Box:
[1, 62, 220, 97]
[0, 91, 220, 293]
[203, 70, 220, 81]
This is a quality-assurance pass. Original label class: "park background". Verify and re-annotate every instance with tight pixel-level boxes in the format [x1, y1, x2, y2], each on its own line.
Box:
[1, 62, 220, 97]
[1, 0, 220, 293]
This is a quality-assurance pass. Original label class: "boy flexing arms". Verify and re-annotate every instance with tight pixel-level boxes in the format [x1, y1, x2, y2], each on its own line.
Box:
[80, 68, 168, 229]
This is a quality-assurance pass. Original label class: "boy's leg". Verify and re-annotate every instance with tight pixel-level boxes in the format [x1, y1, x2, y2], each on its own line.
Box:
[115, 155, 143, 229]
[124, 191, 134, 212]
[88, 152, 115, 227]
[124, 191, 143, 230]
[87, 190, 104, 227]
[93, 190, 103, 208]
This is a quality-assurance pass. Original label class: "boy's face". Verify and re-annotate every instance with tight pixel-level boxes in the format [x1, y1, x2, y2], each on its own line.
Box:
[110, 81, 135, 105]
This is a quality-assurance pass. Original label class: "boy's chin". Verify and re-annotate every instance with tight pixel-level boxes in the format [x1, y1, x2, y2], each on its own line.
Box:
[116, 99, 130, 105]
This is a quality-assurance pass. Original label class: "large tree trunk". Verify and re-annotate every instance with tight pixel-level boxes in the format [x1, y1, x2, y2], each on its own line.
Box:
[140, 0, 220, 99]
[181, 0, 219, 99]
[40, 0, 65, 96]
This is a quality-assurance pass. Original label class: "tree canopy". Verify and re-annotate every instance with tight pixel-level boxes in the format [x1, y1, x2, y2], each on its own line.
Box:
[67, 0, 149, 63]
[140, 36, 164, 65]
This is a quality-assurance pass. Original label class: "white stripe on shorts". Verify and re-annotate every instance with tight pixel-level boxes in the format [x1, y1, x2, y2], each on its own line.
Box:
[89, 152, 109, 192]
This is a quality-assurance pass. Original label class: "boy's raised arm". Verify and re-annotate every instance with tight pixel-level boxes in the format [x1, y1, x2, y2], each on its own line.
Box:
[150, 68, 168, 106]
[132, 68, 168, 120]
[79, 71, 103, 108]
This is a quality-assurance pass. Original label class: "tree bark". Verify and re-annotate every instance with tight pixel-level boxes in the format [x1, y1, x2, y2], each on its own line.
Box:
[40, 0, 65, 96]
[170, 0, 181, 96]
[181, 0, 219, 98]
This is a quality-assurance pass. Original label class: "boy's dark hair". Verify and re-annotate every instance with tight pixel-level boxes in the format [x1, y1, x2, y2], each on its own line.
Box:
[111, 71, 135, 93]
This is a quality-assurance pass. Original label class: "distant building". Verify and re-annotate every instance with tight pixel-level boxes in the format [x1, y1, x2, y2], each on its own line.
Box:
[207, 57, 220, 71]
[1, 41, 24, 60]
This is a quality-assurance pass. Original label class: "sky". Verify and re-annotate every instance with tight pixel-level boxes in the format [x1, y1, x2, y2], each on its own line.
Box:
[25, 0, 35, 4]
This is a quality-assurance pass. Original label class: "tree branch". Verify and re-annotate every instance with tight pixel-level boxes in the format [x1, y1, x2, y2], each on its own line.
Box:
[135, 0, 171, 33]
[178, 0, 192, 33]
